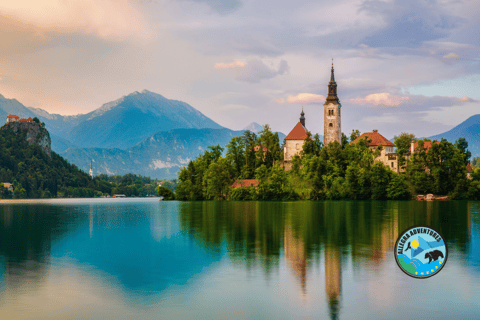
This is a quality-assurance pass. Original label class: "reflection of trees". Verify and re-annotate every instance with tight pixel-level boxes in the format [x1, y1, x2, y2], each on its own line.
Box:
[179, 202, 284, 274]
[0, 204, 79, 289]
[179, 200, 472, 319]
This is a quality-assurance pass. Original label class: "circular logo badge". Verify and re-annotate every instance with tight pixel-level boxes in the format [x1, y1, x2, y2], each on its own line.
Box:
[394, 225, 448, 278]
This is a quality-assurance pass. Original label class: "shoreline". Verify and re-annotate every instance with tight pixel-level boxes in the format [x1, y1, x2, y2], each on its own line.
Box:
[0, 197, 161, 204]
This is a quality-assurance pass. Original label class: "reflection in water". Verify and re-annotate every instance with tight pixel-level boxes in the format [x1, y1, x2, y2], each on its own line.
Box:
[0, 200, 477, 319]
[325, 246, 341, 320]
[179, 200, 474, 319]
[284, 225, 306, 296]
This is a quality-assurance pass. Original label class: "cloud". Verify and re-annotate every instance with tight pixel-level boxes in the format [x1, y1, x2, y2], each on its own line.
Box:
[235, 59, 289, 83]
[0, 0, 151, 41]
[359, 0, 459, 48]
[219, 104, 251, 110]
[276, 93, 325, 104]
[180, 0, 242, 14]
[459, 96, 476, 102]
[214, 61, 246, 69]
[351, 93, 409, 106]
[443, 52, 459, 59]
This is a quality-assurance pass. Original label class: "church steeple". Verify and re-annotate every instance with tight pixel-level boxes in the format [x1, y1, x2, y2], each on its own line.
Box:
[89, 159, 93, 178]
[326, 59, 340, 104]
[323, 60, 342, 146]
[300, 108, 305, 127]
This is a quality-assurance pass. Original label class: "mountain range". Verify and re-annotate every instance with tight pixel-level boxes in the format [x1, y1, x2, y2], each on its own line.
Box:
[428, 114, 480, 157]
[61, 128, 245, 179]
[2, 91, 479, 179]
[0, 92, 284, 178]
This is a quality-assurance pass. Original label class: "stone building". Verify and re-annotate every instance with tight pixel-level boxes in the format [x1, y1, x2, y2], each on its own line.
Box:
[6, 115, 19, 123]
[324, 63, 341, 146]
[350, 131, 400, 172]
[283, 109, 308, 161]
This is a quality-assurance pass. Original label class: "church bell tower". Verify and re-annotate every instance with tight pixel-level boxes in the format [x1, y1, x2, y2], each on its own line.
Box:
[324, 61, 341, 146]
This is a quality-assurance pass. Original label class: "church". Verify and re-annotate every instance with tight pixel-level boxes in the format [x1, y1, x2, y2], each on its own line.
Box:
[283, 62, 405, 174]
[283, 63, 341, 161]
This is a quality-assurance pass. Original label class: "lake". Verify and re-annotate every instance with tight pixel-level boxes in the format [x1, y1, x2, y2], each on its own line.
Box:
[0, 199, 479, 319]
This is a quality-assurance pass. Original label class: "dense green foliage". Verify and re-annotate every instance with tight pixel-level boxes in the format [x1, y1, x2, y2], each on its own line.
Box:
[158, 186, 175, 200]
[176, 124, 474, 201]
[0, 125, 98, 198]
[0, 125, 168, 199]
[95, 173, 171, 197]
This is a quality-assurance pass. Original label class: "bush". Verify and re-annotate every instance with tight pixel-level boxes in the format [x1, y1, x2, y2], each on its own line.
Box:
[387, 174, 412, 200]
[229, 186, 256, 200]
[158, 186, 175, 200]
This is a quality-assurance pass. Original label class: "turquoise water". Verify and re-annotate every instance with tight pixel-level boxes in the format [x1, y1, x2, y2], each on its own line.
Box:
[0, 199, 480, 319]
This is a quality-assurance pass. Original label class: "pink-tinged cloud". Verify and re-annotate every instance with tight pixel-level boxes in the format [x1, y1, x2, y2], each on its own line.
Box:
[276, 93, 325, 104]
[350, 93, 409, 106]
[214, 61, 246, 69]
[443, 53, 459, 59]
[0, 0, 151, 40]
[459, 96, 474, 102]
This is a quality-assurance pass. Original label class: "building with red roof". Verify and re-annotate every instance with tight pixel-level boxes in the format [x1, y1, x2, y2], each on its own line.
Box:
[410, 140, 440, 154]
[6, 115, 19, 123]
[350, 130, 401, 172]
[283, 109, 309, 161]
[350, 131, 395, 151]
[18, 117, 33, 123]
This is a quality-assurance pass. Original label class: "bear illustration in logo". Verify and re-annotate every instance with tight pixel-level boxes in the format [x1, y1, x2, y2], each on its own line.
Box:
[424, 250, 444, 263]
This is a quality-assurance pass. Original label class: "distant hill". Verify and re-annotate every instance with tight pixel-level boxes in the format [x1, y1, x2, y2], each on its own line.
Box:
[244, 122, 287, 141]
[0, 122, 95, 198]
[428, 114, 480, 157]
[243, 122, 264, 133]
[0, 94, 37, 121]
[66, 90, 223, 149]
[0, 91, 224, 151]
[61, 128, 245, 179]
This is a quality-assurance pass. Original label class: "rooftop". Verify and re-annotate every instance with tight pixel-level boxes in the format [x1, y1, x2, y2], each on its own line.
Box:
[285, 122, 308, 140]
[412, 140, 440, 153]
[350, 132, 395, 147]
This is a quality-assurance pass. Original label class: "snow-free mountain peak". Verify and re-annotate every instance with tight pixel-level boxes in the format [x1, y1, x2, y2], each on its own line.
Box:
[243, 122, 264, 133]
[66, 90, 223, 149]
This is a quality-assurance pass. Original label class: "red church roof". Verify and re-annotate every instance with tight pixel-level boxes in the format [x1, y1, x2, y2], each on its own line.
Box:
[351, 132, 395, 147]
[7, 115, 19, 119]
[285, 122, 308, 140]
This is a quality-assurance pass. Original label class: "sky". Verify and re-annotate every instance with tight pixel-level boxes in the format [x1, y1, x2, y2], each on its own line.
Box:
[0, 0, 479, 138]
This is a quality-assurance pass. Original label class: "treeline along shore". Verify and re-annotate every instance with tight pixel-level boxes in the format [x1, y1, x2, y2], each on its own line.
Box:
[1, 118, 477, 201]
[158, 125, 480, 201]
[0, 122, 176, 199]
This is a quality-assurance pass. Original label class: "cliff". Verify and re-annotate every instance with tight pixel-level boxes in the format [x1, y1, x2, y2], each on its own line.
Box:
[2, 121, 52, 156]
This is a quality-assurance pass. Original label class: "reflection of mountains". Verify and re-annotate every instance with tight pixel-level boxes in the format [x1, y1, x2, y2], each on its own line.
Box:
[0, 201, 221, 299]
[0, 204, 82, 290]
[179, 201, 473, 319]
[0, 200, 474, 316]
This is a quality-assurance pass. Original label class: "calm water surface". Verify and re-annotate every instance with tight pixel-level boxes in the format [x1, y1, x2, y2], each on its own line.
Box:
[0, 198, 479, 319]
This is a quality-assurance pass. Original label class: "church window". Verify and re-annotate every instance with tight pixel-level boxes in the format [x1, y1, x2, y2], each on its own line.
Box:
[329, 123, 333, 127]
[328, 110, 334, 116]
[391, 162, 394, 168]
[296, 143, 300, 150]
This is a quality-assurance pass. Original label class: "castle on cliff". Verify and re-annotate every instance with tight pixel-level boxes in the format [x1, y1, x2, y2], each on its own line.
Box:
[4, 114, 51, 156]
[6, 115, 33, 123]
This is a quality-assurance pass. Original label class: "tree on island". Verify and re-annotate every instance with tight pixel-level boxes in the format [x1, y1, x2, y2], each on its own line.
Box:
[174, 124, 475, 201]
